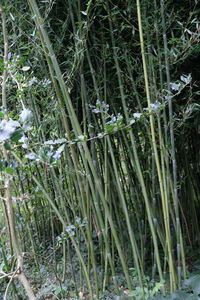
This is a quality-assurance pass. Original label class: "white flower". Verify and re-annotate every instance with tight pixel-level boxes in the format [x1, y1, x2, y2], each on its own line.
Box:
[144, 102, 162, 112]
[92, 108, 100, 113]
[180, 74, 191, 84]
[75, 217, 81, 224]
[42, 79, 51, 87]
[78, 135, 87, 141]
[0, 119, 20, 142]
[25, 152, 37, 160]
[22, 144, 28, 149]
[170, 82, 181, 91]
[19, 135, 29, 149]
[44, 138, 66, 145]
[53, 144, 65, 160]
[130, 119, 136, 125]
[19, 135, 28, 143]
[150, 102, 161, 111]
[22, 66, 30, 71]
[28, 77, 38, 86]
[65, 225, 76, 236]
[92, 100, 109, 113]
[107, 114, 123, 125]
[133, 113, 142, 119]
[20, 109, 32, 123]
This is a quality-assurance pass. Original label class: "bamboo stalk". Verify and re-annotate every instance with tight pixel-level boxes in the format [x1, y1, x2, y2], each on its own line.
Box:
[136, 0, 177, 291]
[0, 3, 36, 299]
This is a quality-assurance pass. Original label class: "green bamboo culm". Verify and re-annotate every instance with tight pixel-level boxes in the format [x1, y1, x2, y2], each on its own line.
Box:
[160, 0, 186, 286]
[1, 1, 198, 299]
[27, 0, 132, 292]
[136, 0, 177, 292]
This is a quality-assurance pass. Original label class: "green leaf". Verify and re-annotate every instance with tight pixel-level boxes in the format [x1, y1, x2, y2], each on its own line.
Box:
[4, 142, 12, 150]
[171, 290, 196, 300]
[183, 274, 200, 295]
[105, 124, 116, 133]
[0, 159, 6, 171]
[5, 167, 15, 175]
[128, 287, 144, 297]
[10, 129, 24, 142]
[9, 111, 14, 119]
[150, 290, 198, 300]
[150, 280, 165, 296]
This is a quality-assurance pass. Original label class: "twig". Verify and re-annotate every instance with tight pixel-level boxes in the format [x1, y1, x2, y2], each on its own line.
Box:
[3, 268, 19, 300]
[0, 271, 16, 280]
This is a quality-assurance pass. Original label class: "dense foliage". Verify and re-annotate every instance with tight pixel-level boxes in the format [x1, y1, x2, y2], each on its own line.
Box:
[0, 0, 200, 299]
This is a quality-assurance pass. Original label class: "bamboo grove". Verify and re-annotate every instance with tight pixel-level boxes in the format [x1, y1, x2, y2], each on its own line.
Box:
[0, 0, 200, 299]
